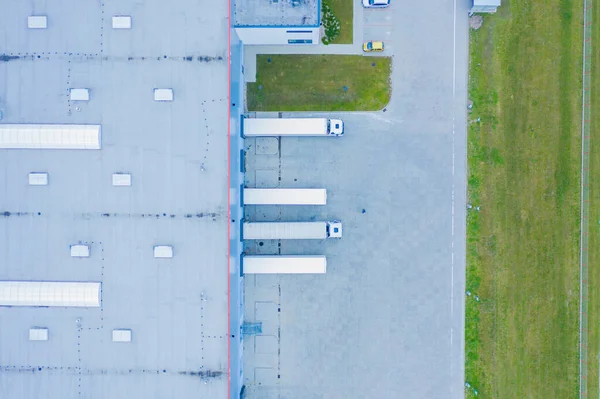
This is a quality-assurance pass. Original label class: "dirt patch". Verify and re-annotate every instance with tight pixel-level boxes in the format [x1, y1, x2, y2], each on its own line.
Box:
[469, 15, 483, 30]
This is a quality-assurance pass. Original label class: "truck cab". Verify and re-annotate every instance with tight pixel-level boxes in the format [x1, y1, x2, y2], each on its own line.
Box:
[326, 221, 343, 238]
[327, 119, 344, 136]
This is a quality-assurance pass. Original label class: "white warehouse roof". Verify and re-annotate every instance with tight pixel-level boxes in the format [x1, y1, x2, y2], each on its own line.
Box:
[0, 0, 231, 396]
[0, 281, 101, 307]
[0, 124, 101, 149]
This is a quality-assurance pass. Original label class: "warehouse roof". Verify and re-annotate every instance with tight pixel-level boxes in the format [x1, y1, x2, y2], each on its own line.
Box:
[0, 0, 229, 397]
[234, 0, 320, 27]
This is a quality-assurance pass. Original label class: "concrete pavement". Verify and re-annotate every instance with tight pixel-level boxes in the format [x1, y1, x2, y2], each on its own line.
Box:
[242, 0, 470, 397]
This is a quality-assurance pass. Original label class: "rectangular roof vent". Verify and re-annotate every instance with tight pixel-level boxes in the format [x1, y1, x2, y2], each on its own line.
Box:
[112, 173, 132, 186]
[153, 245, 173, 258]
[112, 329, 132, 342]
[154, 89, 174, 102]
[29, 172, 48, 186]
[70, 244, 90, 258]
[29, 328, 49, 341]
[112, 16, 132, 29]
[70, 89, 90, 101]
[28, 16, 47, 29]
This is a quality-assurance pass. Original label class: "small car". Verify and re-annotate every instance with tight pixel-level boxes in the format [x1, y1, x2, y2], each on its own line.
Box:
[363, 41, 384, 52]
[362, 0, 390, 8]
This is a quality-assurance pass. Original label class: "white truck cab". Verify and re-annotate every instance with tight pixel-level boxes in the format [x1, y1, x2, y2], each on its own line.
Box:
[327, 221, 343, 238]
[328, 119, 344, 136]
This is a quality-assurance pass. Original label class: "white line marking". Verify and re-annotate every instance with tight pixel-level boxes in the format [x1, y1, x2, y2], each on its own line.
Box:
[451, 252, 455, 301]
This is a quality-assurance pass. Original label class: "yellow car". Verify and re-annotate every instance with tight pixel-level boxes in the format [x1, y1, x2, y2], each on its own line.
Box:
[363, 41, 384, 52]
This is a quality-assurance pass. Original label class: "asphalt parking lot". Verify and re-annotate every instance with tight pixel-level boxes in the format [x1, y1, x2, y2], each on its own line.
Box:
[242, 0, 469, 398]
[362, 9, 394, 54]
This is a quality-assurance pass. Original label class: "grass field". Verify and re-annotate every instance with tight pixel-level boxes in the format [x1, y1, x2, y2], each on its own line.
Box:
[586, 2, 600, 397]
[328, 0, 353, 44]
[465, 1, 583, 398]
[246, 55, 391, 111]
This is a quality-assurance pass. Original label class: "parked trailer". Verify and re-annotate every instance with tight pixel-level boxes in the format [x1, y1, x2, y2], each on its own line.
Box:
[243, 188, 327, 205]
[242, 255, 327, 274]
[243, 221, 342, 240]
[243, 117, 344, 137]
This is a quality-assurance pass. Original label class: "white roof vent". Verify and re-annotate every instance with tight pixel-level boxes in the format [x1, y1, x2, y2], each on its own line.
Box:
[112, 16, 132, 29]
[28, 16, 47, 29]
[112, 173, 132, 186]
[29, 328, 49, 341]
[29, 172, 48, 186]
[70, 244, 90, 258]
[154, 89, 174, 102]
[153, 245, 173, 258]
[70, 89, 90, 101]
[112, 329, 132, 342]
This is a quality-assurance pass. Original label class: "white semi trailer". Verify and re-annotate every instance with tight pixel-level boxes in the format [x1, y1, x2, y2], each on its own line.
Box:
[243, 117, 344, 137]
[242, 255, 327, 274]
[243, 221, 342, 240]
[243, 188, 327, 205]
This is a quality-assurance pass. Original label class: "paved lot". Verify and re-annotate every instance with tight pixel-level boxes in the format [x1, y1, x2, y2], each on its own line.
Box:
[242, 0, 469, 397]
[0, 1, 229, 398]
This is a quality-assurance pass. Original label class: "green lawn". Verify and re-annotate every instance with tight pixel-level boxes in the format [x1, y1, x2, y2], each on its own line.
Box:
[246, 55, 391, 111]
[466, 1, 582, 398]
[328, 0, 353, 44]
[586, 2, 600, 397]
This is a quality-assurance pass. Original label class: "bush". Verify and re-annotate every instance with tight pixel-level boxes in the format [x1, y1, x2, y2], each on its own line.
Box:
[321, 0, 341, 44]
